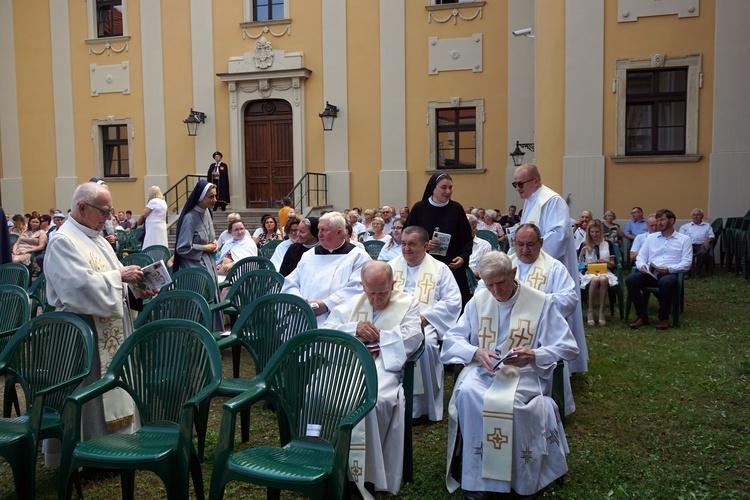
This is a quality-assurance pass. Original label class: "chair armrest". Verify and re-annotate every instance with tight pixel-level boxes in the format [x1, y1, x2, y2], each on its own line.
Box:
[216, 335, 238, 350]
[222, 380, 268, 414]
[66, 374, 117, 406]
[210, 300, 231, 313]
[218, 280, 231, 290]
[36, 372, 90, 399]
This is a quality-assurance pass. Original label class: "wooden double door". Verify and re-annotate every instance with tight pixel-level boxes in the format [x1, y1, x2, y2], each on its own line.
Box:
[244, 99, 293, 208]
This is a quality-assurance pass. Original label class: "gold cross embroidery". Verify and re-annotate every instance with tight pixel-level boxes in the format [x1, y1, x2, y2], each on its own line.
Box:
[393, 270, 406, 290]
[350, 460, 363, 481]
[416, 273, 436, 305]
[508, 318, 533, 349]
[478, 317, 496, 351]
[527, 266, 547, 290]
[487, 427, 509, 449]
[354, 311, 369, 322]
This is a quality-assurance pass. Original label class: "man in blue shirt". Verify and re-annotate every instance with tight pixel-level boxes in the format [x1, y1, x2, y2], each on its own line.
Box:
[623, 206, 648, 242]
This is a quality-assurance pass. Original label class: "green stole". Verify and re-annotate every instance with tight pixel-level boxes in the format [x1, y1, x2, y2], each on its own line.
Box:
[347, 290, 413, 500]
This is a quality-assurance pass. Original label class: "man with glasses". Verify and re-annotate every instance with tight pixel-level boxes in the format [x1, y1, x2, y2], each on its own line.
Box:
[624, 207, 648, 241]
[381, 205, 396, 234]
[513, 163, 587, 374]
[43, 182, 156, 467]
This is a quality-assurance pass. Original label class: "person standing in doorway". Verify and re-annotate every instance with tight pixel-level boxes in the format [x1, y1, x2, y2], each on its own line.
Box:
[207, 151, 230, 211]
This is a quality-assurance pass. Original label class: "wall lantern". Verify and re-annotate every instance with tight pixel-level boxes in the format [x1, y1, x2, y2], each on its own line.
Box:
[183, 109, 206, 137]
[319, 102, 339, 132]
[509, 140, 535, 167]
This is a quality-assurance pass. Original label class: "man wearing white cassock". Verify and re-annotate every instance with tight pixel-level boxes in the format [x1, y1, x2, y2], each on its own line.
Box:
[443, 252, 578, 498]
[324, 261, 422, 497]
[281, 211, 371, 326]
[389, 226, 461, 422]
[514, 163, 588, 374]
[44, 182, 156, 466]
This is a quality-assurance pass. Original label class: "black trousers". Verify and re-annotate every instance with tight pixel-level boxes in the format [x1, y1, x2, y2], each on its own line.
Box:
[626, 271, 678, 321]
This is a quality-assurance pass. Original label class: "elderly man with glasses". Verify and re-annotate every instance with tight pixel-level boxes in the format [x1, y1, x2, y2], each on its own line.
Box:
[513, 163, 587, 374]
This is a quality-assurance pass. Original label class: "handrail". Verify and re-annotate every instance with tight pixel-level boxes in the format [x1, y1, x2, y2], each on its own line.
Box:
[286, 173, 327, 214]
[163, 175, 204, 225]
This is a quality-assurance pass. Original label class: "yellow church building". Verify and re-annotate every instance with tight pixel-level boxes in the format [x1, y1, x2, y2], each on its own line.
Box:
[0, 0, 747, 223]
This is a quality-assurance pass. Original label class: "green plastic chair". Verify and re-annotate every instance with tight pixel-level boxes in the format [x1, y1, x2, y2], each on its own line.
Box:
[27, 272, 54, 318]
[196, 293, 317, 457]
[0, 312, 93, 500]
[465, 267, 478, 296]
[402, 332, 425, 484]
[625, 268, 685, 327]
[58, 319, 223, 500]
[209, 329, 377, 500]
[258, 238, 282, 259]
[164, 267, 218, 306]
[0, 263, 30, 289]
[134, 289, 212, 330]
[115, 229, 130, 259]
[120, 252, 154, 268]
[476, 229, 500, 250]
[218, 255, 274, 290]
[708, 217, 723, 275]
[363, 240, 385, 259]
[127, 226, 145, 252]
[0, 285, 31, 418]
[141, 244, 172, 265]
[8, 233, 18, 247]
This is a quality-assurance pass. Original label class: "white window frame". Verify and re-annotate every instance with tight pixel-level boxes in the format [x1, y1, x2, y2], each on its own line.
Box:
[92, 117, 135, 181]
[242, 0, 290, 24]
[613, 53, 702, 163]
[86, 0, 130, 46]
[428, 98, 484, 173]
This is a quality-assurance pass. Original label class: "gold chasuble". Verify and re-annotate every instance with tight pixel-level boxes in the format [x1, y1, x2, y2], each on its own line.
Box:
[347, 289, 414, 500]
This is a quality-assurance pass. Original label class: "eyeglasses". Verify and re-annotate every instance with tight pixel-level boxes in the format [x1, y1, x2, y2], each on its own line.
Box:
[511, 177, 538, 189]
[514, 241, 539, 249]
[392, 226, 404, 231]
[84, 203, 114, 218]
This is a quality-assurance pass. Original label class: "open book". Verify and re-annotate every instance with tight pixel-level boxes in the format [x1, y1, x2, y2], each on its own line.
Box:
[128, 260, 172, 295]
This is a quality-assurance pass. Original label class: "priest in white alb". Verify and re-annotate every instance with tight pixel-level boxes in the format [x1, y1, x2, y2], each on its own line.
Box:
[513, 163, 588, 374]
[44, 182, 156, 466]
[442, 251, 578, 497]
[389, 226, 461, 422]
[324, 261, 422, 497]
[281, 211, 371, 325]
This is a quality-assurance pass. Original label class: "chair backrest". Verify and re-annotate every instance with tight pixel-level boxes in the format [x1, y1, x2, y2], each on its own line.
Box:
[0, 312, 93, 414]
[164, 267, 217, 305]
[134, 289, 212, 330]
[465, 268, 477, 295]
[0, 285, 30, 334]
[476, 230, 500, 250]
[233, 293, 317, 373]
[0, 263, 30, 289]
[27, 272, 53, 317]
[223, 256, 275, 288]
[9, 233, 19, 246]
[110, 319, 221, 425]
[116, 229, 129, 246]
[259, 239, 282, 259]
[225, 269, 284, 311]
[363, 240, 385, 260]
[120, 252, 154, 268]
[261, 329, 377, 443]
[141, 245, 172, 265]
[128, 226, 145, 251]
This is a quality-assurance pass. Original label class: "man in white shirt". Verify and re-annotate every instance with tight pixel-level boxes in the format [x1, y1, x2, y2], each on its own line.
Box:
[627, 208, 692, 330]
[678, 208, 715, 278]
[381, 206, 396, 234]
[324, 261, 422, 497]
[573, 210, 592, 250]
[629, 214, 658, 262]
[514, 163, 587, 374]
[467, 214, 492, 277]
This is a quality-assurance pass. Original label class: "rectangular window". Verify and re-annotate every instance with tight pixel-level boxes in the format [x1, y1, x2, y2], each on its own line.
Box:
[436, 108, 476, 169]
[253, 0, 285, 21]
[96, 0, 123, 38]
[625, 68, 687, 155]
[102, 125, 129, 178]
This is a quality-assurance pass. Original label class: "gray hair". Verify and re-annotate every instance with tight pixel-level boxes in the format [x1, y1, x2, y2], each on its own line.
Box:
[227, 212, 241, 222]
[692, 208, 704, 216]
[467, 214, 478, 227]
[403, 225, 430, 243]
[362, 260, 393, 282]
[485, 209, 497, 220]
[320, 211, 346, 232]
[477, 251, 514, 279]
[70, 182, 104, 211]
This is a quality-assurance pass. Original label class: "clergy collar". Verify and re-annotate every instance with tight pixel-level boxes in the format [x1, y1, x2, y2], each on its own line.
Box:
[68, 215, 101, 238]
[315, 241, 355, 255]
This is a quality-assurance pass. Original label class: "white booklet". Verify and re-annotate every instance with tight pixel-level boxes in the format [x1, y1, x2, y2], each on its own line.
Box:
[429, 231, 451, 257]
[128, 259, 172, 295]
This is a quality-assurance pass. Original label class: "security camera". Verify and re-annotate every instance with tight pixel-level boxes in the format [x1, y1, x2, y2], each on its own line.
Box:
[512, 28, 534, 38]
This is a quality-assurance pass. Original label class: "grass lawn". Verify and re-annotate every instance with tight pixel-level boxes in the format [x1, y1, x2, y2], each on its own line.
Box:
[0, 270, 748, 499]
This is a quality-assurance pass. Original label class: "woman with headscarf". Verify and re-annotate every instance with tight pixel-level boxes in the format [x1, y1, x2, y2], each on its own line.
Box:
[207, 151, 230, 211]
[173, 180, 223, 331]
[279, 217, 319, 277]
[405, 172, 473, 305]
